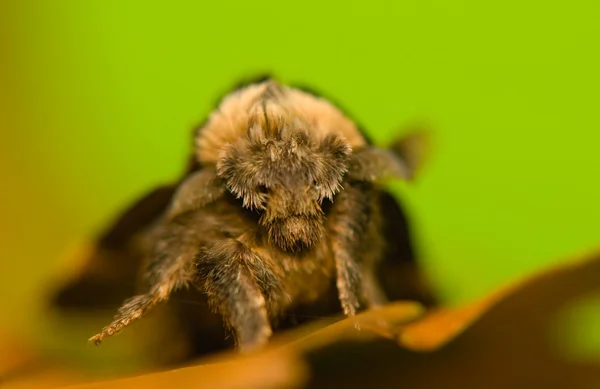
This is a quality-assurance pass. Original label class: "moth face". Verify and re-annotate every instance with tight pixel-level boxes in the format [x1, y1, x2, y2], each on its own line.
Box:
[217, 125, 352, 252]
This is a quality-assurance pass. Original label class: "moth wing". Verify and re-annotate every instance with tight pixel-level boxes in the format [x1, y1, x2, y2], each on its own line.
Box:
[377, 191, 438, 307]
[51, 156, 201, 310]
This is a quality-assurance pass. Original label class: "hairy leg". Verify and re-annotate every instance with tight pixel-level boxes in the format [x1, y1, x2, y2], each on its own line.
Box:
[327, 182, 375, 317]
[89, 214, 203, 345]
[89, 293, 166, 345]
[165, 168, 225, 220]
[196, 239, 277, 351]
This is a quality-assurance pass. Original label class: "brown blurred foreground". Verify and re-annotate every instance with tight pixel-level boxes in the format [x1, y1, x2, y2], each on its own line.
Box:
[4, 248, 600, 388]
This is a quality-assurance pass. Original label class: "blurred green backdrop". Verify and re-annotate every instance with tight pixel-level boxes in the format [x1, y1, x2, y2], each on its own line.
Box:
[1, 1, 600, 343]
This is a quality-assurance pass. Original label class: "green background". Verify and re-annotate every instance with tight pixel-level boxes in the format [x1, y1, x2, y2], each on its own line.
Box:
[2, 0, 600, 357]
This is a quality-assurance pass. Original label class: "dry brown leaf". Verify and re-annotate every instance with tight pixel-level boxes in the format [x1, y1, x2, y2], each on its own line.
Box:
[64, 350, 307, 389]
[398, 280, 519, 351]
[297, 247, 600, 389]
[5, 248, 600, 388]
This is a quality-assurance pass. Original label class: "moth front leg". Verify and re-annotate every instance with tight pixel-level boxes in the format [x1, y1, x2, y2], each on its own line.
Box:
[196, 239, 273, 351]
[327, 182, 374, 317]
[88, 211, 205, 345]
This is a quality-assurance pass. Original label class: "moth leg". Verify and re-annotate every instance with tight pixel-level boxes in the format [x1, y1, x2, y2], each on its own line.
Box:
[88, 293, 164, 345]
[165, 168, 225, 220]
[89, 215, 201, 345]
[332, 242, 361, 317]
[196, 239, 274, 351]
[88, 265, 194, 345]
[327, 182, 374, 317]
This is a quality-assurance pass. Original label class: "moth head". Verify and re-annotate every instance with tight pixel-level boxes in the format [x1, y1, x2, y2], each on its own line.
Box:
[216, 120, 352, 252]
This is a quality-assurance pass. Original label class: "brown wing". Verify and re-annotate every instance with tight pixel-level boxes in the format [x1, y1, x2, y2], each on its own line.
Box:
[376, 191, 438, 307]
[51, 156, 200, 310]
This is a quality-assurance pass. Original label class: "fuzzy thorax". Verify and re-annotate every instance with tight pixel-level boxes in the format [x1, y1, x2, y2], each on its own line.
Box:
[195, 80, 366, 164]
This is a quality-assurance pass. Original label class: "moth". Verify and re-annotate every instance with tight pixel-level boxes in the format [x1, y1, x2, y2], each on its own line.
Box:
[51, 78, 436, 355]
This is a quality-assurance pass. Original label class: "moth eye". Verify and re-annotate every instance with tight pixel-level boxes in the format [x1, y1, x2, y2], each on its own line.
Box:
[321, 196, 334, 215]
[257, 184, 268, 194]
